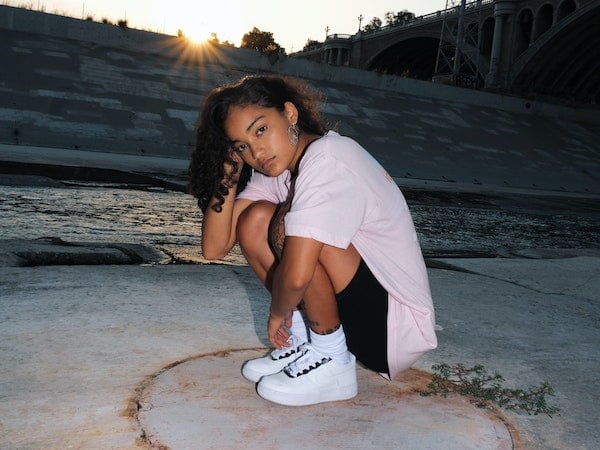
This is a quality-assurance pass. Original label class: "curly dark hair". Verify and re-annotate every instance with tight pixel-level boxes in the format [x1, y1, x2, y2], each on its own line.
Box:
[188, 75, 327, 213]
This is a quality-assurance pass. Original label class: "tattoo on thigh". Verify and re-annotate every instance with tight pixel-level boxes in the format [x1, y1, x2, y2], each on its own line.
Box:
[307, 318, 319, 329]
[310, 323, 341, 335]
[268, 205, 286, 260]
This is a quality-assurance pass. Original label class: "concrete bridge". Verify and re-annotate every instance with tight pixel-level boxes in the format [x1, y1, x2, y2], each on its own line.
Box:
[293, 0, 600, 103]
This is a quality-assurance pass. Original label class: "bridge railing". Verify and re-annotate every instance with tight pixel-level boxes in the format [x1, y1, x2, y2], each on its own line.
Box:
[301, 0, 495, 54]
[360, 0, 495, 35]
[325, 34, 353, 40]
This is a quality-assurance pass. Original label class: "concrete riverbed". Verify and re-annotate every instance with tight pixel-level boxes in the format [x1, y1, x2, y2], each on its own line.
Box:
[1, 144, 599, 449]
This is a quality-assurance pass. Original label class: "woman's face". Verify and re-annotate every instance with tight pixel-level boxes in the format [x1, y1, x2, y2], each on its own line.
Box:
[224, 101, 300, 177]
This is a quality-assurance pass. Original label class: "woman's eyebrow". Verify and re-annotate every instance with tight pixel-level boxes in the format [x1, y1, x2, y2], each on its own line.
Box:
[246, 115, 265, 133]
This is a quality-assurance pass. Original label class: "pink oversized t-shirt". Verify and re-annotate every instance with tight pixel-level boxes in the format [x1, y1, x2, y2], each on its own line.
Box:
[238, 131, 437, 378]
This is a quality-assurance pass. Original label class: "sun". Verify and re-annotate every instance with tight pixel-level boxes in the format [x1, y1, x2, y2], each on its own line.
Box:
[182, 25, 212, 45]
[157, 0, 247, 46]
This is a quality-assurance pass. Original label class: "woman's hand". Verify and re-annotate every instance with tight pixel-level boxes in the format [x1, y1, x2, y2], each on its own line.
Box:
[268, 309, 293, 349]
[225, 150, 244, 185]
[201, 150, 250, 260]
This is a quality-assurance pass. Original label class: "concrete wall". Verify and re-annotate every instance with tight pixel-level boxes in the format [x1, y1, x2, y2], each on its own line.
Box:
[1, 5, 599, 194]
[1, 5, 597, 120]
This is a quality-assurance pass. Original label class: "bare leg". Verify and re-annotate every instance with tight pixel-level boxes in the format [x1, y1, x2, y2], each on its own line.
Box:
[302, 246, 361, 335]
[237, 201, 361, 336]
[236, 201, 278, 289]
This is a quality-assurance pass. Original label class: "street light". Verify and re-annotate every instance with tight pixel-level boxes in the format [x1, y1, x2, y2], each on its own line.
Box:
[358, 14, 363, 31]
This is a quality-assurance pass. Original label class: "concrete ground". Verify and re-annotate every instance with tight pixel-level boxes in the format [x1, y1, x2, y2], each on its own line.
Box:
[1, 145, 599, 449]
[1, 247, 598, 449]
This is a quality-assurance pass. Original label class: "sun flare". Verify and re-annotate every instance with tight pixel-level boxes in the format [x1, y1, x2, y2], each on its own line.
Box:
[182, 26, 212, 44]
[155, 0, 247, 46]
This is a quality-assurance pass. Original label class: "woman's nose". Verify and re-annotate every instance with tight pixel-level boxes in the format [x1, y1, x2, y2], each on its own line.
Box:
[249, 142, 265, 160]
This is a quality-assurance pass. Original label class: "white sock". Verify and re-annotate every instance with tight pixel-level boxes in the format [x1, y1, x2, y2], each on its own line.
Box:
[288, 309, 308, 343]
[309, 324, 351, 364]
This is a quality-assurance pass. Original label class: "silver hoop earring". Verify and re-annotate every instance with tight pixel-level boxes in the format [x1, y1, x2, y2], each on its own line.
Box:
[288, 123, 299, 147]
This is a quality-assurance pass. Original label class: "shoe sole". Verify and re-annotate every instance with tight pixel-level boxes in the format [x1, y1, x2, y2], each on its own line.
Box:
[257, 382, 357, 406]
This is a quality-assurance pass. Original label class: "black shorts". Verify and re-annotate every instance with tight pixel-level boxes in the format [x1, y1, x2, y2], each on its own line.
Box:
[336, 259, 389, 374]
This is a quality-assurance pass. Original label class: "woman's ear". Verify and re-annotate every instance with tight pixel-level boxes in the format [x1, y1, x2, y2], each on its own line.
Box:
[283, 101, 299, 124]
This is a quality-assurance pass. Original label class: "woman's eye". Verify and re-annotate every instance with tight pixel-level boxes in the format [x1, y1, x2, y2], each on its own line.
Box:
[257, 125, 267, 136]
[234, 144, 247, 153]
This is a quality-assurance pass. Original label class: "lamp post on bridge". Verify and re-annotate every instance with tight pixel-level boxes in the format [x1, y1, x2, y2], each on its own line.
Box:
[323, 26, 330, 64]
[358, 14, 363, 31]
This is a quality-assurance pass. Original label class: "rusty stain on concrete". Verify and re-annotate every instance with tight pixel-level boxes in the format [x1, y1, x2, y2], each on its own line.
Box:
[130, 348, 519, 449]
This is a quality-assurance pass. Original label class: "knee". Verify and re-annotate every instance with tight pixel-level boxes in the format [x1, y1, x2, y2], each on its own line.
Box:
[237, 201, 276, 252]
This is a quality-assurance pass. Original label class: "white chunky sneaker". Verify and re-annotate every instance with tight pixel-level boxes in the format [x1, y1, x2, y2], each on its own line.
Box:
[256, 344, 357, 406]
[242, 335, 306, 383]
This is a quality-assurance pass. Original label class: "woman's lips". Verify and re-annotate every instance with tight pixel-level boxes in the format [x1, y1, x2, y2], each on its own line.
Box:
[262, 156, 276, 173]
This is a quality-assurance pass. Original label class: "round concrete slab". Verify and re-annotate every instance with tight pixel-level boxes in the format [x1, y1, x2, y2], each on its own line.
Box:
[135, 349, 516, 449]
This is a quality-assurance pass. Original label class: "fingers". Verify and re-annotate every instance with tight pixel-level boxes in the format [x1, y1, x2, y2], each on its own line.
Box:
[270, 326, 289, 349]
[224, 151, 245, 184]
[228, 149, 244, 168]
[272, 327, 290, 349]
[268, 314, 291, 349]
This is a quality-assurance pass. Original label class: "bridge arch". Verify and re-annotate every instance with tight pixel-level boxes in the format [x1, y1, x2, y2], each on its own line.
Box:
[557, 0, 577, 19]
[533, 3, 555, 40]
[511, 2, 600, 103]
[366, 35, 439, 79]
[515, 8, 534, 57]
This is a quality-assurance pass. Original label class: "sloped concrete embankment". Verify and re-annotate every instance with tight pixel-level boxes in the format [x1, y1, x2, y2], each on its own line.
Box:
[1, 5, 599, 195]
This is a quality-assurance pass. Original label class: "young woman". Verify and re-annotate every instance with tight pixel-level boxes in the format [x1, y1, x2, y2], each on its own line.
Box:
[188, 75, 437, 406]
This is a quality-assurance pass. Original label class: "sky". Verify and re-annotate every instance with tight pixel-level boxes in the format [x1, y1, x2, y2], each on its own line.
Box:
[3, 0, 449, 52]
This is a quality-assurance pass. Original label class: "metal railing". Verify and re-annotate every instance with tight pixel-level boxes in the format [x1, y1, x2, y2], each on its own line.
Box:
[325, 33, 352, 40]
[299, 0, 495, 53]
[355, 0, 494, 35]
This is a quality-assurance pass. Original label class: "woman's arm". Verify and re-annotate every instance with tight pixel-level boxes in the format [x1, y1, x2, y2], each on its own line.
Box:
[201, 191, 251, 260]
[201, 155, 251, 260]
[268, 236, 323, 347]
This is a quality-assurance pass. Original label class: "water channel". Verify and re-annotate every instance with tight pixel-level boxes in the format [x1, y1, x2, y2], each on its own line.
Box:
[2, 180, 598, 266]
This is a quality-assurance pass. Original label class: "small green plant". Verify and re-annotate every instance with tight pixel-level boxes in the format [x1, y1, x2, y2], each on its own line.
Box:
[416, 363, 560, 417]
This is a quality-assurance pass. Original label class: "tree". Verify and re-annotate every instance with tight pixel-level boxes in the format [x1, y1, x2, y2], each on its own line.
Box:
[363, 17, 382, 33]
[207, 33, 235, 47]
[208, 32, 219, 44]
[303, 39, 322, 51]
[241, 27, 285, 55]
[386, 10, 416, 26]
[398, 10, 416, 24]
[384, 11, 395, 26]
